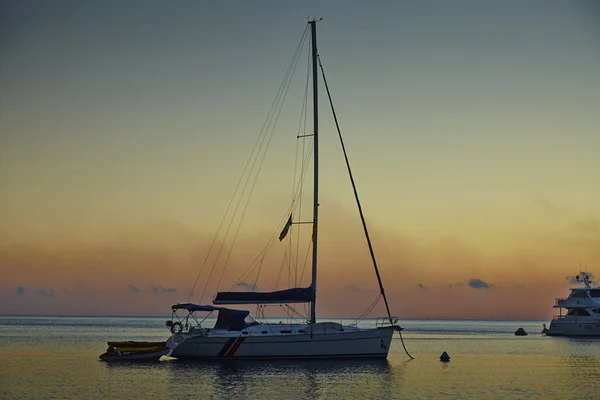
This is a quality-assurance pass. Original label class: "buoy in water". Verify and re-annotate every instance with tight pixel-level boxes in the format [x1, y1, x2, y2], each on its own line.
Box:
[515, 327, 528, 336]
[440, 351, 450, 362]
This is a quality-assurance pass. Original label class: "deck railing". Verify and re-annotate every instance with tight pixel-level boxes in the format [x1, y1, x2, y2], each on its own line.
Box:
[555, 297, 596, 308]
[375, 317, 399, 328]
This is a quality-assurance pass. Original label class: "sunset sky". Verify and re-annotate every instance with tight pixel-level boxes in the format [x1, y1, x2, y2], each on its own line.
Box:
[1, 1, 599, 319]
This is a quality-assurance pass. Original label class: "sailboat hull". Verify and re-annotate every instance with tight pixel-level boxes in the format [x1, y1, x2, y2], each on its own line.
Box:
[167, 327, 396, 360]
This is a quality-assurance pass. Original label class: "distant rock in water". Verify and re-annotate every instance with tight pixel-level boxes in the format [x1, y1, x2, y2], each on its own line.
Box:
[515, 327, 528, 336]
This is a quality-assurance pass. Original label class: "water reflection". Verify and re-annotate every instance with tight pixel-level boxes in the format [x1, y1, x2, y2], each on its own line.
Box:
[14, 316, 600, 399]
[558, 352, 600, 398]
[159, 359, 397, 400]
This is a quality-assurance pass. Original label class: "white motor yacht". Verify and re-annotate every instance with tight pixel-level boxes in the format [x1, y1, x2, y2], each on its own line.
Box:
[546, 272, 600, 336]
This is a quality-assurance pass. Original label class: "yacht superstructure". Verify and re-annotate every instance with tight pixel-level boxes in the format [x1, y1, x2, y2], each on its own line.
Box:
[546, 273, 600, 336]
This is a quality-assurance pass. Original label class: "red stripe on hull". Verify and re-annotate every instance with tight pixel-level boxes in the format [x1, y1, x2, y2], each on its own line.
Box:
[226, 337, 246, 357]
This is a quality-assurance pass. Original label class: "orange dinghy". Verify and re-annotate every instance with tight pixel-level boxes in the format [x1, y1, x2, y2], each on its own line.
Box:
[99, 341, 169, 362]
[107, 341, 167, 348]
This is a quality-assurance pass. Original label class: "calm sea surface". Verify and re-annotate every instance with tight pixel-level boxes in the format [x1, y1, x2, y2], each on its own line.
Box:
[1, 316, 599, 399]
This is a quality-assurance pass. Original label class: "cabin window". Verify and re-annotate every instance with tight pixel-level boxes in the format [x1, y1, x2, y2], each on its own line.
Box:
[592, 309, 600, 314]
[568, 309, 592, 316]
[589, 291, 600, 298]
[570, 291, 589, 299]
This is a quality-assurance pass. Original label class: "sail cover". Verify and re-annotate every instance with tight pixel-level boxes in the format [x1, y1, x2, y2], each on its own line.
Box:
[213, 287, 314, 305]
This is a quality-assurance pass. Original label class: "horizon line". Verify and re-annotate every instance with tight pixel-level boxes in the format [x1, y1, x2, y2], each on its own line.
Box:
[0, 313, 549, 322]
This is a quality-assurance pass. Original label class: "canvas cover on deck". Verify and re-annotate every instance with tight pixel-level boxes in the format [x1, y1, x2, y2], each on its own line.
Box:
[170, 303, 252, 331]
[214, 308, 251, 331]
[213, 287, 314, 305]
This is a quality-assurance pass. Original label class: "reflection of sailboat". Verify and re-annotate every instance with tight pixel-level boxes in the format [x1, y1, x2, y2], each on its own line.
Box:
[164, 359, 394, 399]
[166, 20, 406, 360]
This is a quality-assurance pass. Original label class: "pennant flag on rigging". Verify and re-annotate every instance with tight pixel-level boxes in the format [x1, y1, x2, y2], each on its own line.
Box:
[279, 215, 293, 241]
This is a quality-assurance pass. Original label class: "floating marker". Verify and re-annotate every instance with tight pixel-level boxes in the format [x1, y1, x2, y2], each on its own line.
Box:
[514, 327, 528, 336]
[440, 351, 450, 362]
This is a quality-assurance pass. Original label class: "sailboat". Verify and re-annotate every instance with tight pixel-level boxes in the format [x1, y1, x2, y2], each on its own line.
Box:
[165, 20, 407, 360]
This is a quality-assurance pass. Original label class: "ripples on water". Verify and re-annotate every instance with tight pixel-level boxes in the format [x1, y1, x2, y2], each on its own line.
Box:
[1, 317, 600, 399]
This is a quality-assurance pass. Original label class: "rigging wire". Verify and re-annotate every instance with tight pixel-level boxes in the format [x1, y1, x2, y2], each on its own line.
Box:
[251, 252, 266, 294]
[211, 24, 310, 295]
[293, 37, 312, 287]
[198, 25, 310, 302]
[318, 55, 414, 360]
[317, 55, 393, 322]
[299, 32, 312, 318]
[282, 304, 308, 322]
[352, 295, 382, 323]
[231, 134, 313, 292]
[274, 41, 313, 293]
[269, 138, 314, 292]
[224, 139, 312, 293]
[188, 24, 310, 301]
[297, 233, 312, 285]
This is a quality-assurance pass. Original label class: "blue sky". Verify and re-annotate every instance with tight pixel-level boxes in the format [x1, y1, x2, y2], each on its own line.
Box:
[1, 1, 599, 317]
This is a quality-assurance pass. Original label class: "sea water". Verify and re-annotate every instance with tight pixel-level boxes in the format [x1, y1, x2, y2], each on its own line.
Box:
[1, 316, 599, 399]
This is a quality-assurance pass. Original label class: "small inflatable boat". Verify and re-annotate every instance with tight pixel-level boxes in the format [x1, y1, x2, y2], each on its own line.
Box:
[99, 341, 169, 362]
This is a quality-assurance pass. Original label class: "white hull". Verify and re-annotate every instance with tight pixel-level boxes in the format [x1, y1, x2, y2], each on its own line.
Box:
[167, 326, 396, 360]
[546, 318, 600, 337]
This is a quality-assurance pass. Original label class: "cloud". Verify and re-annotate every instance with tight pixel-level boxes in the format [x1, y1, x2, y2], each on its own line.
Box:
[417, 283, 425, 289]
[16, 286, 25, 295]
[468, 279, 489, 289]
[128, 284, 140, 293]
[35, 288, 55, 297]
[151, 285, 177, 293]
[237, 282, 258, 291]
[343, 284, 362, 292]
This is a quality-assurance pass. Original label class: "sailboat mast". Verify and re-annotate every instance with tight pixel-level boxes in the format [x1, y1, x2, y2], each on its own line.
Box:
[309, 20, 319, 325]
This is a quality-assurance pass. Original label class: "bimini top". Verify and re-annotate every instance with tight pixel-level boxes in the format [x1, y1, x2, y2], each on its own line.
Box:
[171, 303, 223, 312]
[171, 303, 252, 331]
